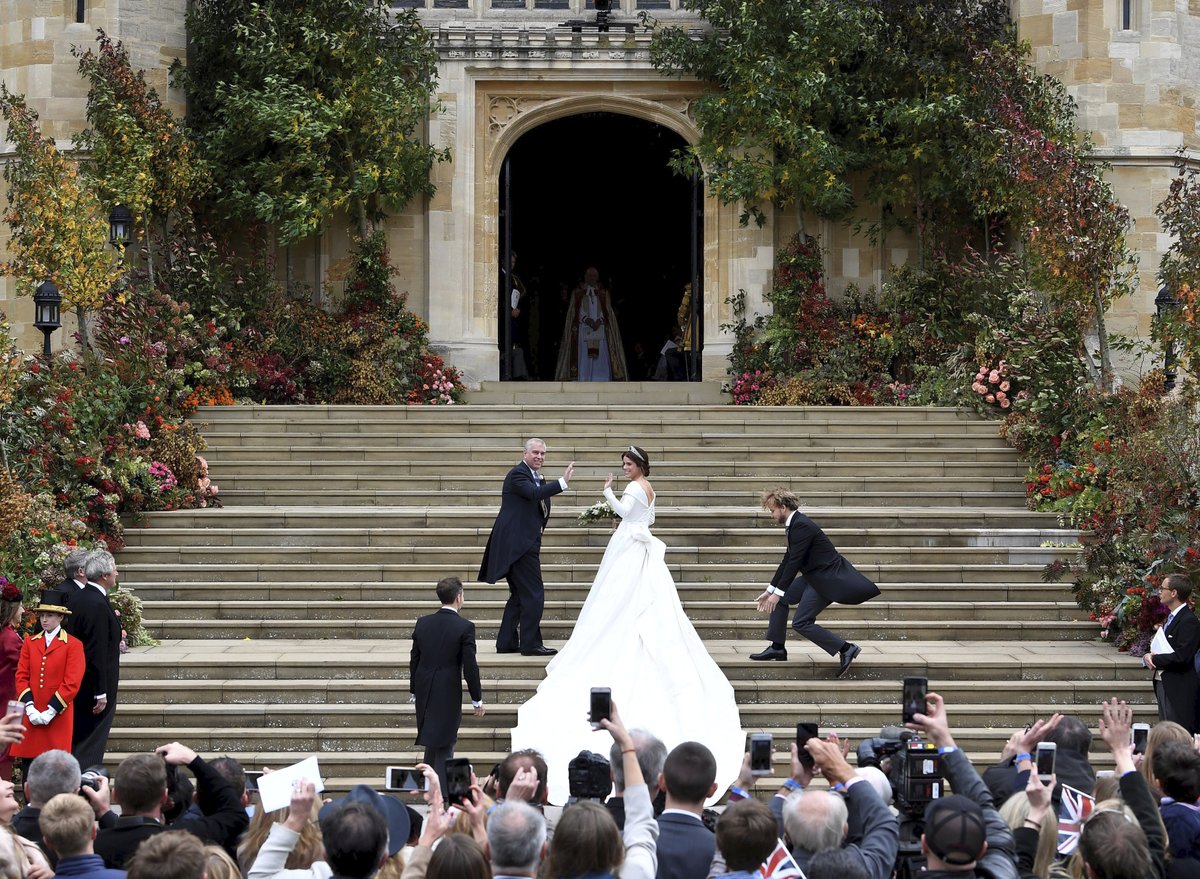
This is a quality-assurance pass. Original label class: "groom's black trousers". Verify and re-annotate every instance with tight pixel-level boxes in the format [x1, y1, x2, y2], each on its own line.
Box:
[767, 577, 847, 656]
[497, 550, 546, 651]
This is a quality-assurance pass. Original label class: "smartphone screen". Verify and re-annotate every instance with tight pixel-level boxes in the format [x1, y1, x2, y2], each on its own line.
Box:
[5, 700, 22, 719]
[244, 771, 263, 793]
[902, 676, 928, 724]
[1133, 724, 1150, 755]
[385, 766, 426, 792]
[749, 734, 773, 775]
[1036, 744, 1056, 781]
[796, 723, 818, 769]
[589, 687, 612, 727]
[445, 758, 472, 805]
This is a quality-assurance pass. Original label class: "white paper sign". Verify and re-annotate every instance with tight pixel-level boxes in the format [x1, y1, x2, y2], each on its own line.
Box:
[256, 755, 325, 813]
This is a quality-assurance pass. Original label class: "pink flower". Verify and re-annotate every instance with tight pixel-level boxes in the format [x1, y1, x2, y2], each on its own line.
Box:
[118, 336, 131, 346]
[988, 370, 1000, 383]
[975, 372, 985, 382]
[134, 421, 150, 440]
[1017, 390, 1030, 400]
[995, 391, 1007, 402]
[1000, 398, 1011, 408]
[986, 394, 995, 403]
[999, 381, 1010, 392]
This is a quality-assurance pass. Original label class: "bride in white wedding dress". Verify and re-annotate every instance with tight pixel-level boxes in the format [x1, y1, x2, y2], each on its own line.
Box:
[510, 445, 745, 805]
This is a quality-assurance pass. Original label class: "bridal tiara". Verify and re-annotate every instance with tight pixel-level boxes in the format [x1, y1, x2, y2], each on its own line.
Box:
[625, 445, 646, 464]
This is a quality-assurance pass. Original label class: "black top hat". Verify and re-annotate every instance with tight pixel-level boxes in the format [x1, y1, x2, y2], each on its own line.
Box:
[34, 589, 73, 616]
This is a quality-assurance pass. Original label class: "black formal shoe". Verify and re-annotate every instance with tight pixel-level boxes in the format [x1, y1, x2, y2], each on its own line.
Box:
[837, 643, 861, 678]
[521, 646, 558, 657]
[749, 646, 788, 661]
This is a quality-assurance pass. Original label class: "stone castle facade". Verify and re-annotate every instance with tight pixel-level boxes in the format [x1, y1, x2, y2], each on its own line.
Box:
[1, 0, 1197, 382]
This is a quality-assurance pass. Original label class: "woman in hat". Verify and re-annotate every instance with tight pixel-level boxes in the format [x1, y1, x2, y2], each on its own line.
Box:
[10, 590, 85, 766]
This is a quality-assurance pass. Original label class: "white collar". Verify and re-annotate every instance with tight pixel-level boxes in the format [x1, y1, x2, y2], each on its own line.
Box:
[660, 808, 704, 820]
[440, 606, 459, 615]
[43, 626, 62, 644]
[785, 509, 798, 528]
[86, 581, 107, 594]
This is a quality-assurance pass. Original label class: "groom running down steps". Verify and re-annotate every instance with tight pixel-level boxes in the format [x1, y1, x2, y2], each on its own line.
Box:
[751, 487, 881, 677]
[479, 438, 574, 657]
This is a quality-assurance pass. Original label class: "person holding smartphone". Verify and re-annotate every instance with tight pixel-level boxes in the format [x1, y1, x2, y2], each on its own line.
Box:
[0, 579, 25, 781]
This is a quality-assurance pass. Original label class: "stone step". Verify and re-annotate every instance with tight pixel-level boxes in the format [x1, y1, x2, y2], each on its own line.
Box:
[119, 641, 1133, 683]
[136, 507, 1063, 530]
[194, 401, 985, 423]
[143, 617, 1096, 640]
[216, 489, 1029, 507]
[117, 544, 1072, 567]
[191, 475, 1030, 495]
[465, 382, 728, 404]
[142, 599, 1085, 623]
[121, 561, 1054, 584]
[117, 677, 1150, 707]
[203, 445, 1021, 463]
[121, 526, 1077, 550]
[129, 581, 1075, 603]
[106, 697, 1157, 731]
[203, 461, 1029, 478]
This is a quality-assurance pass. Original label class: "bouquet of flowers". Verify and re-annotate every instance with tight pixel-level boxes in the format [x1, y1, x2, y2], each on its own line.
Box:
[577, 501, 617, 525]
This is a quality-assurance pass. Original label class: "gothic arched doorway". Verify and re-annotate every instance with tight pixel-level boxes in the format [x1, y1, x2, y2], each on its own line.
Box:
[498, 112, 702, 382]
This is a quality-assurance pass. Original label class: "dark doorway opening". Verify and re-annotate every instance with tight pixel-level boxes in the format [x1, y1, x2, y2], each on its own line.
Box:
[499, 112, 700, 382]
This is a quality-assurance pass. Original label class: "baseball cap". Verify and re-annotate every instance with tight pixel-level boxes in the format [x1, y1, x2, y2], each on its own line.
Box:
[923, 795, 986, 866]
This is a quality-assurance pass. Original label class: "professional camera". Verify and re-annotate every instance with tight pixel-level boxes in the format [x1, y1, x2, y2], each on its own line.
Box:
[79, 767, 108, 792]
[567, 750, 612, 802]
[858, 728, 944, 879]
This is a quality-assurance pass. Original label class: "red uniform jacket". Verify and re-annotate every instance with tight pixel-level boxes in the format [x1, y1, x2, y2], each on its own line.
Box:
[11, 629, 85, 758]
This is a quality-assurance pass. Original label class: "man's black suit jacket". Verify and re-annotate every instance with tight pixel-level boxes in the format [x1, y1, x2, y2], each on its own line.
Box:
[65, 583, 121, 748]
[772, 512, 880, 605]
[655, 812, 714, 879]
[478, 462, 565, 583]
[410, 608, 483, 747]
[1154, 606, 1200, 733]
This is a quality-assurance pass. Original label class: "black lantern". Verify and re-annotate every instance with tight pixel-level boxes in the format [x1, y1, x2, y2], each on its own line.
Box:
[1156, 284, 1180, 392]
[108, 203, 133, 249]
[33, 279, 62, 359]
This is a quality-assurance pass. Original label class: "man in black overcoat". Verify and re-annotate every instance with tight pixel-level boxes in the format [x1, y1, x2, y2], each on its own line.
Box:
[478, 438, 574, 657]
[1143, 573, 1200, 734]
[67, 549, 123, 769]
[410, 576, 484, 795]
[750, 487, 881, 677]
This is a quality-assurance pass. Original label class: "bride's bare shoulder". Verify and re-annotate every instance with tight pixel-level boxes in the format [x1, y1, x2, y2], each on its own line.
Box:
[640, 479, 656, 504]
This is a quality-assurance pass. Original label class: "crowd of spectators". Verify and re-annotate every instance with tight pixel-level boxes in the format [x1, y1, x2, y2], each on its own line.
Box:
[0, 675, 1189, 879]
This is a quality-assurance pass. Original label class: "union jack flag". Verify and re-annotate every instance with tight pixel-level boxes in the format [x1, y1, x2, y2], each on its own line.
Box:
[759, 839, 807, 879]
[1057, 784, 1095, 855]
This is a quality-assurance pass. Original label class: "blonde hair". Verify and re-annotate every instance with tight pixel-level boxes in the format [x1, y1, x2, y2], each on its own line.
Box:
[1140, 720, 1191, 798]
[238, 800, 325, 872]
[373, 850, 408, 879]
[760, 487, 799, 512]
[202, 846, 241, 879]
[37, 793, 95, 859]
[998, 792, 1059, 879]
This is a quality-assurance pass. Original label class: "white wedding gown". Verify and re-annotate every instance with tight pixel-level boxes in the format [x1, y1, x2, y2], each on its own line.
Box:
[511, 481, 746, 805]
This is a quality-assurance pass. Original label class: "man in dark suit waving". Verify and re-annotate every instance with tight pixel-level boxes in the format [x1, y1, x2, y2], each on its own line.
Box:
[478, 438, 574, 657]
[410, 576, 484, 795]
[68, 549, 122, 768]
[1143, 573, 1200, 733]
[750, 487, 880, 677]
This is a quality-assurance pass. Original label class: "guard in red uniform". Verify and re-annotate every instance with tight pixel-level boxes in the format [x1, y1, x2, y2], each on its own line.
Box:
[11, 590, 85, 764]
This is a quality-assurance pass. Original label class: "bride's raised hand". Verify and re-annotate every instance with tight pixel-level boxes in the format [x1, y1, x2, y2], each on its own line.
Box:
[604, 473, 614, 491]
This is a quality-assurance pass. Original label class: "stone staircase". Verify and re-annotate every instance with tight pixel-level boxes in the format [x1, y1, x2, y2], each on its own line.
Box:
[111, 394, 1150, 791]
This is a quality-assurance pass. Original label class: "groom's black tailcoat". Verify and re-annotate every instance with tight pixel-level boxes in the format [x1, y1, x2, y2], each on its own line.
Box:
[478, 462, 565, 650]
[767, 512, 880, 648]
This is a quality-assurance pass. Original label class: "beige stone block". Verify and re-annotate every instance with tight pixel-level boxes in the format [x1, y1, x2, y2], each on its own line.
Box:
[1018, 14, 1054, 46]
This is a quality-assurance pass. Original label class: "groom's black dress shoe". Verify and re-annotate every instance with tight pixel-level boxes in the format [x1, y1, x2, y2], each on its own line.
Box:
[749, 646, 787, 661]
[837, 643, 861, 678]
[522, 646, 558, 657]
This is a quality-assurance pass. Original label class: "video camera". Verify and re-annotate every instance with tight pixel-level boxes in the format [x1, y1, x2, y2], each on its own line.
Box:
[858, 727, 945, 879]
[567, 750, 612, 803]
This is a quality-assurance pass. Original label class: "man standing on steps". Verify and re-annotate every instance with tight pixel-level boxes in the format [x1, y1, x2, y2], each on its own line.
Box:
[749, 488, 880, 678]
[67, 550, 122, 769]
[1142, 573, 1200, 733]
[409, 576, 484, 795]
[478, 438, 574, 657]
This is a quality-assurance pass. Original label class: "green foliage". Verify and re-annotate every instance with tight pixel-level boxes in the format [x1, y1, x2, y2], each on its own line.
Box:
[176, 0, 448, 243]
[1155, 159, 1200, 379]
[73, 31, 208, 231]
[0, 87, 121, 310]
